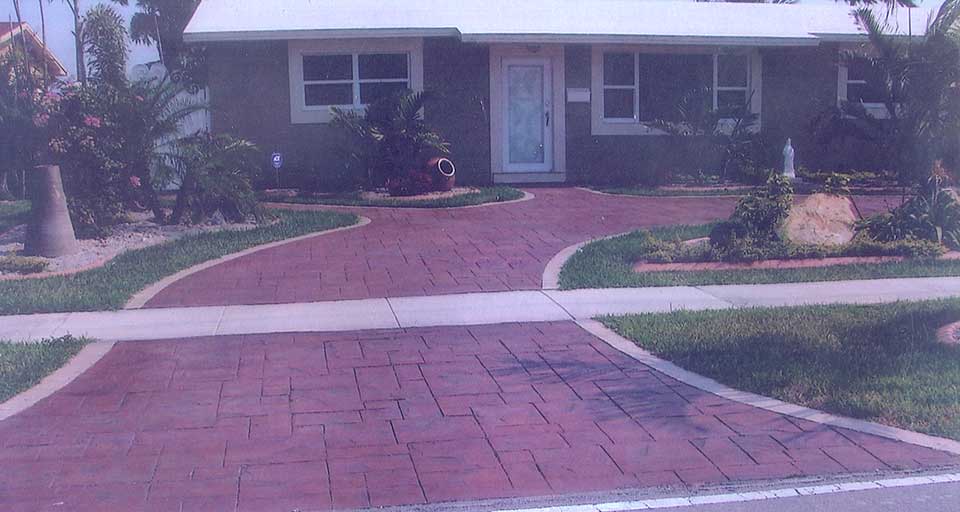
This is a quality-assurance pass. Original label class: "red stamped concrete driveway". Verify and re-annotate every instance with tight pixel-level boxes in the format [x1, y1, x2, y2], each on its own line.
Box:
[145, 188, 903, 308]
[2, 322, 955, 511]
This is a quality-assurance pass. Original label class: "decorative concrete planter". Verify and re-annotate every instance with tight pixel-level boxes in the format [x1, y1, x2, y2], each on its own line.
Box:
[24, 165, 79, 258]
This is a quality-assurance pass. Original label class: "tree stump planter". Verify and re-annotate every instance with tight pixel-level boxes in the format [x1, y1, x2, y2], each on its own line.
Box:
[24, 165, 79, 258]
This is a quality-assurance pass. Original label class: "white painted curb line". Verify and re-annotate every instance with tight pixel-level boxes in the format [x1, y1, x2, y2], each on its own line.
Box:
[485, 472, 960, 512]
[0, 340, 116, 422]
[577, 319, 960, 456]
[124, 216, 372, 309]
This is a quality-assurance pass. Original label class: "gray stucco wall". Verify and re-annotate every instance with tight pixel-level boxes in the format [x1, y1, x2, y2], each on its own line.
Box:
[206, 41, 344, 190]
[423, 39, 492, 185]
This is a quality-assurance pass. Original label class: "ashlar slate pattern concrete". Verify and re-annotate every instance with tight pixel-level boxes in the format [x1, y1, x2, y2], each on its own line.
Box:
[1, 322, 955, 512]
[145, 189, 902, 308]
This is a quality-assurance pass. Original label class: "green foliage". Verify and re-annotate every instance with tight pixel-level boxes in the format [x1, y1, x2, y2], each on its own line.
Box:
[654, 87, 768, 182]
[82, 4, 129, 88]
[814, 1, 960, 186]
[49, 74, 202, 231]
[331, 90, 450, 193]
[798, 168, 897, 187]
[124, 0, 206, 91]
[821, 173, 852, 195]
[0, 200, 30, 233]
[0, 335, 88, 403]
[603, 299, 960, 440]
[170, 134, 263, 224]
[709, 174, 794, 260]
[861, 164, 960, 249]
[0, 256, 49, 275]
[0, 47, 47, 190]
[49, 84, 129, 233]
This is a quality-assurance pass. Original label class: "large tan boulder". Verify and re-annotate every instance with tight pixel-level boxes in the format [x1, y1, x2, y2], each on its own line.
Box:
[783, 193, 857, 247]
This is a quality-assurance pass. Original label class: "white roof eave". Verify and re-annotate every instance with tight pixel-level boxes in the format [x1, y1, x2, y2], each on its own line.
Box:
[183, 27, 461, 43]
[459, 33, 823, 47]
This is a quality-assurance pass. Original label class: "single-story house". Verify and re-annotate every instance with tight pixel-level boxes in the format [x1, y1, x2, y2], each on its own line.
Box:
[182, 1, 931, 186]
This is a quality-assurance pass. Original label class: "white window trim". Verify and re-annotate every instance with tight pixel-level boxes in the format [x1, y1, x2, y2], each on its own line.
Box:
[713, 53, 751, 111]
[289, 38, 424, 124]
[837, 63, 891, 120]
[599, 52, 640, 122]
[590, 46, 762, 136]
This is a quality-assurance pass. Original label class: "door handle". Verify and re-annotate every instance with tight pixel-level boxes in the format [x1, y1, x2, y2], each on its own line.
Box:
[545, 111, 550, 127]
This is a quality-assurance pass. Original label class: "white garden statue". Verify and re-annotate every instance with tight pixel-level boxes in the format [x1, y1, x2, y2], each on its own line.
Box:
[783, 138, 796, 179]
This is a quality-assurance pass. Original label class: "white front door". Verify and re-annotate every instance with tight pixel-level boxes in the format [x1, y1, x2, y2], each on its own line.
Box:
[502, 57, 553, 173]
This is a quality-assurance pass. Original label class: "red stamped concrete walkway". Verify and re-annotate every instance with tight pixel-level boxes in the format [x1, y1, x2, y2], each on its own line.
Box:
[144, 189, 903, 308]
[2, 322, 955, 512]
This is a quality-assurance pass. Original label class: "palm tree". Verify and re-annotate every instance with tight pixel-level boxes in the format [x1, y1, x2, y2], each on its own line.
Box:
[120, 75, 204, 222]
[843, 0, 960, 184]
[119, 0, 204, 89]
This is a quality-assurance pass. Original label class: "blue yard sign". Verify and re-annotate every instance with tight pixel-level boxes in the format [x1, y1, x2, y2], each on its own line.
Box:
[271, 152, 283, 170]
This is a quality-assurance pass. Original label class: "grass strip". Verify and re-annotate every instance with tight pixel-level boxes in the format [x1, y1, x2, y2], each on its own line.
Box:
[0, 336, 88, 403]
[559, 225, 960, 289]
[602, 300, 960, 441]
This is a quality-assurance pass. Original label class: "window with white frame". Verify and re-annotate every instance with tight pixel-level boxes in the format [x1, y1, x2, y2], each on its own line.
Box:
[289, 39, 424, 124]
[839, 57, 886, 105]
[596, 49, 755, 131]
[714, 54, 751, 112]
[302, 52, 410, 108]
[601, 52, 638, 121]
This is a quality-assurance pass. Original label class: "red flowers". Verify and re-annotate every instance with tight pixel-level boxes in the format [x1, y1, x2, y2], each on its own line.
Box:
[83, 115, 102, 128]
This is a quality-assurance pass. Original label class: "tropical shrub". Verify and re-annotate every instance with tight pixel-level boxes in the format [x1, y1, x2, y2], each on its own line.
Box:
[812, 1, 960, 186]
[48, 83, 129, 234]
[860, 162, 960, 249]
[169, 134, 263, 224]
[709, 174, 794, 261]
[653, 87, 768, 182]
[331, 90, 450, 193]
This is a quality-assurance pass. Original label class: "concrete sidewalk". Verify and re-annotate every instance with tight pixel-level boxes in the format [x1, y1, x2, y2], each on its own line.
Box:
[3, 276, 959, 342]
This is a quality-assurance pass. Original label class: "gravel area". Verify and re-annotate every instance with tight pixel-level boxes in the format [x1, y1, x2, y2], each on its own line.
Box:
[0, 212, 257, 278]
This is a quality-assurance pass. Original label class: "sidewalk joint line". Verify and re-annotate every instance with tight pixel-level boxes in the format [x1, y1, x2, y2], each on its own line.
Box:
[384, 298, 403, 329]
[212, 307, 228, 336]
[540, 290, 576, 321]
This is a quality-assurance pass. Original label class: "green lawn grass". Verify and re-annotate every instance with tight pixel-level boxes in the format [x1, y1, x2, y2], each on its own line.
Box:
[0, 209, 357, 315]
[265, 186, 524, 208]
[0, 336, 88, 403]
[602, 300, 960, 440]
[0, 200, 30, 233]
[559, 225, 960, 289]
